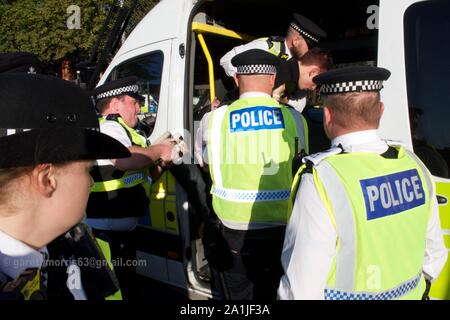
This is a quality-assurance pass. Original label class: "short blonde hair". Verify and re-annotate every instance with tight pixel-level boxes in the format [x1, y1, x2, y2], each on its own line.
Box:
[0, 167, 33, 212]
[324, 91, 382, 129]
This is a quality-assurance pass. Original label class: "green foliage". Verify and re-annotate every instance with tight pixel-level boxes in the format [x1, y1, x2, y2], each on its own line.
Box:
[0, 0, 108, 62]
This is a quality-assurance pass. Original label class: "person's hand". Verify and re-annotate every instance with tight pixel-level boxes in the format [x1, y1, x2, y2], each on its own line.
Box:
[150, 164, 164, 180]
[211, 97, 221, 111]
[273, 84, 289, 104]
[157, 143, 174, 169]
[159, 136, 177, 146]
[273, 84, 286, 101]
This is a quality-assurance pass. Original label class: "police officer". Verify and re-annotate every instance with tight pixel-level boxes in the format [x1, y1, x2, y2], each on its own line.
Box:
[220, 14, 327, 112]
[202, 49, 308, 300]
[0, 73, 130, 300]
[273, 47, 332, 110]
[0, 52, 46, 74]
[220, 14, 327, 76]
[84, 77, 176, 299]
[278, 66, 448, 300]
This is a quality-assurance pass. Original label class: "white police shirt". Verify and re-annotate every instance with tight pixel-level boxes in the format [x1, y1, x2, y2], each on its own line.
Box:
[0, 230, 46, 283]
[220, 39, 291, 77]
[0, 230, 87, 300]
[278, 130, 448, 300]
[84, 119, 142, 231]
[194, 111, 211, 168]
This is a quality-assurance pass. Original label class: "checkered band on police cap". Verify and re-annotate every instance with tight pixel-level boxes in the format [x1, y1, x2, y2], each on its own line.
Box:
[320, 80, 384, 94]
[236, 64, 277, 75]
[290, 22, 319, 43]
[95, 84, 139, 101]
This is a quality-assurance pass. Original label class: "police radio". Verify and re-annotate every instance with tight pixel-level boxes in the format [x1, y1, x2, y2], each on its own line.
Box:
[292, 137, 306, 177]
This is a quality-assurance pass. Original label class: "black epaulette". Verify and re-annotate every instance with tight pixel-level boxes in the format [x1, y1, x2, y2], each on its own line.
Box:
[290, 160, 314, 205]
[105, 113, 120, 121]
[268, 36, 286, 42]
[103, 113, 135, 144]
[380, 146, 399, 159]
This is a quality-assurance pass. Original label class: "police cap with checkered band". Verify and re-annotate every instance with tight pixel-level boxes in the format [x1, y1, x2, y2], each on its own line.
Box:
[0, 73, 130, 168]
[313, 66, 391, 95]
[92, 76, 143, 104]
[290, 14, 327, 46]
[231, 49, 280, 75]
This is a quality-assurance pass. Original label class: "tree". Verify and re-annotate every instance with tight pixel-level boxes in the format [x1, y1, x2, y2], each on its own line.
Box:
[0, 0, 107, 63]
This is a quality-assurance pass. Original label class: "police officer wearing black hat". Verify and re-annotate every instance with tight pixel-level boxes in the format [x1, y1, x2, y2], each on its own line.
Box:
[0, 52, 46, 74]
[279, 66, 447, 300]
[202, 49, 308, 300]
[84, 76, 176, 299]
[221, 13, 327, 77]
[220, 13, 327, 112]
[0, 73, 130, 300]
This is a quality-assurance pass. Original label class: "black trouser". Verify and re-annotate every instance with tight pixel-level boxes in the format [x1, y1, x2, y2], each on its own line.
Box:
[204, 219, 286, 300]
[92, 228, 137, 300]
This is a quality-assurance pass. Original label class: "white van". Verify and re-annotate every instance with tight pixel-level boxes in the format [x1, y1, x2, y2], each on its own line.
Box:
[98, 0, 450, 300]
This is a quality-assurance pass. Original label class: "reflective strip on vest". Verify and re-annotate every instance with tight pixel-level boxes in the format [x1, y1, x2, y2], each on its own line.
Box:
[325, 272, 422, 300]
[404, 149, 436, 212]
[316, 160, 357, 291]
[212, 186, 290, 203]
[91, 172, 146, 192]
[209, 106, 228, 189]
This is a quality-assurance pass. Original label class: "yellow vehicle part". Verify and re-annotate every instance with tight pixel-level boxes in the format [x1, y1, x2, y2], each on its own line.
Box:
[192, 22, 255, 105]
[148, 171, 180, 235]
[429, 181, 450, 300]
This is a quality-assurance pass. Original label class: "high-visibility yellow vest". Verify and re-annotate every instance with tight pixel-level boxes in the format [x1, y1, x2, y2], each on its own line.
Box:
[289, 146, 433, 300]
[208, 96, 308, 230]
[259, 36, 290, 60]
[86, 114, 150, 219]
[96, 238, 122, 300]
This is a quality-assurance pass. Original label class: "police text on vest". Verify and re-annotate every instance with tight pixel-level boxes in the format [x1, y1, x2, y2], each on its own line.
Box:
[230, 106, 285, 133]
[360, 169, 425, 220]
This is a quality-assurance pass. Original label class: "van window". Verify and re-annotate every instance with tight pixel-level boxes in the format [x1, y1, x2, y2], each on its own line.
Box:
[108, 51, 164, 136]
[405, 0, 450, 178]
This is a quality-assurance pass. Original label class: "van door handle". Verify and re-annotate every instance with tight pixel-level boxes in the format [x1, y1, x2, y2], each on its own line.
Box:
[437, 195, 448, 205]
